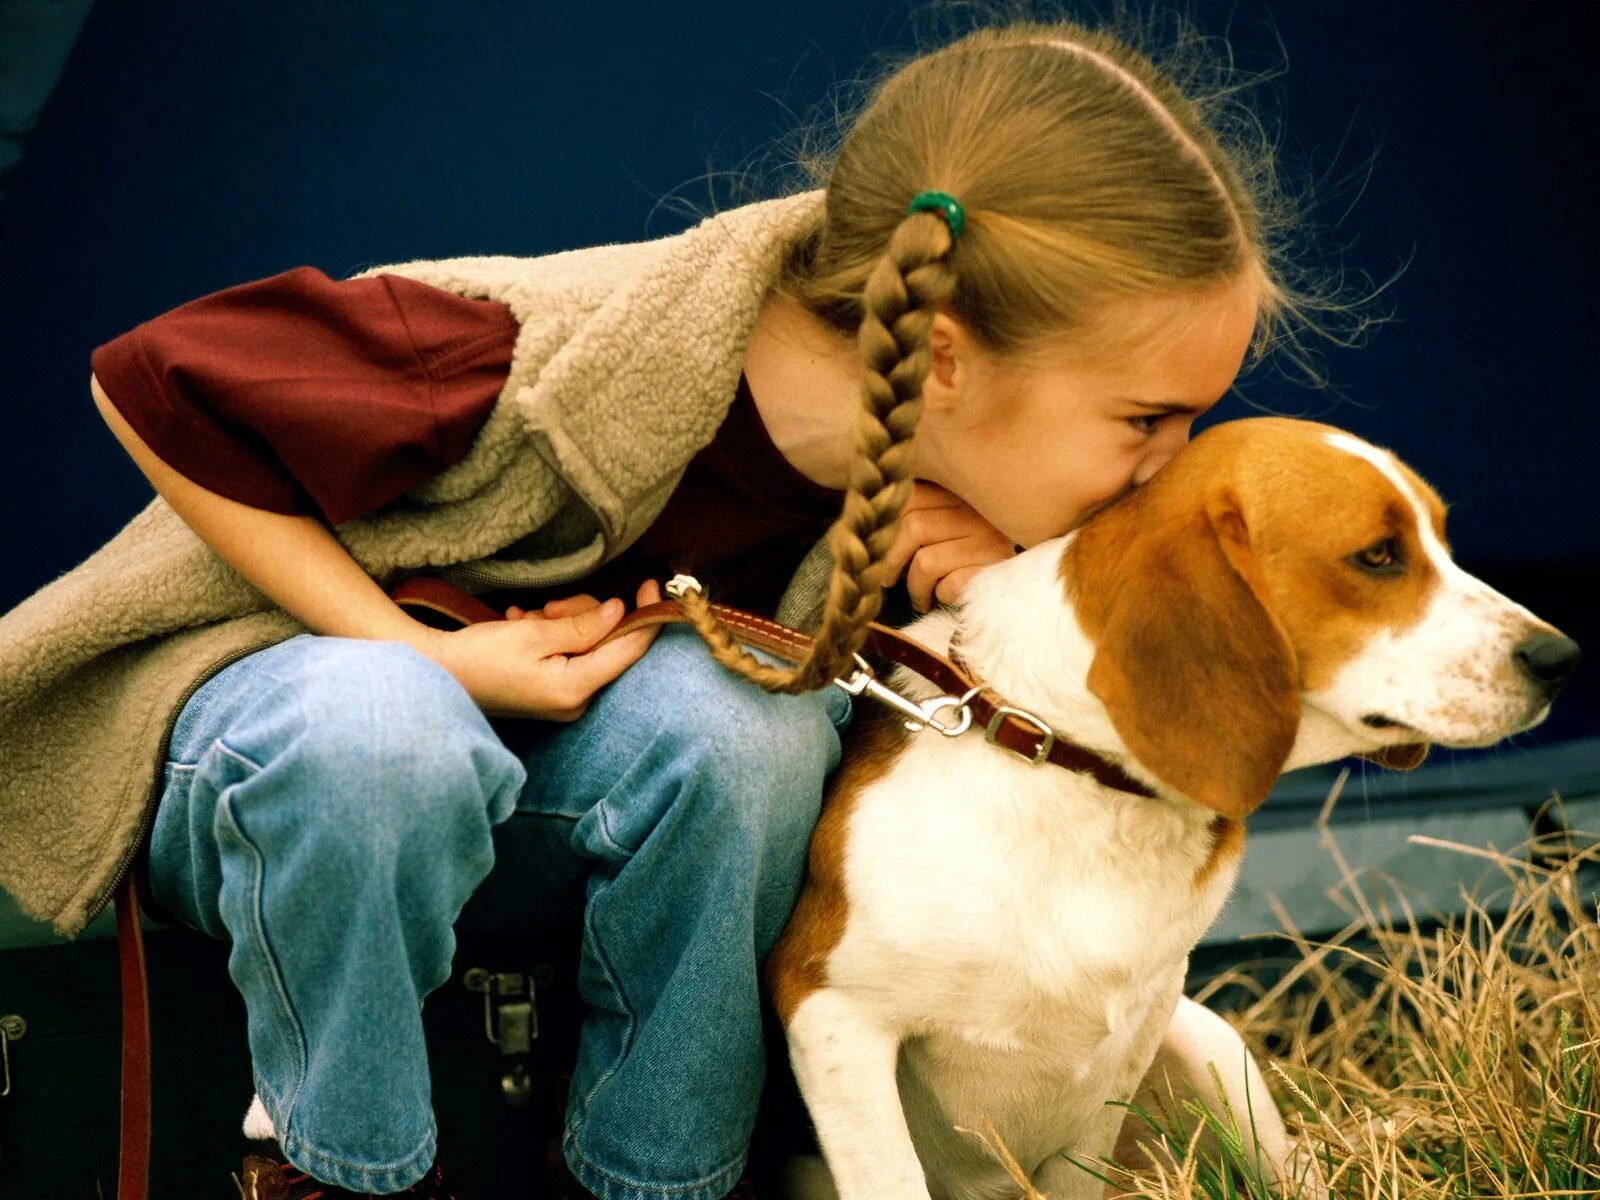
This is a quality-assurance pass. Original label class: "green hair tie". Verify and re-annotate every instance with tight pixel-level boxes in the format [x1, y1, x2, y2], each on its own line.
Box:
[906, 190, 965, 241]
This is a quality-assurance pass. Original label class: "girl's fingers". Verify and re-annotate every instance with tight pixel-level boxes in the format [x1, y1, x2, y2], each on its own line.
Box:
[536, 598, 627, 655]
[551, 580, 664, 699]
[560, 617, 661, 694]
[542, 593, 601, 619]
[904, 532, 1015, 611]
[901, 479, 965, 513]
[882, 504, 1002, 590]
[880, 484, 965, 582]
[931, 563, 986, 609]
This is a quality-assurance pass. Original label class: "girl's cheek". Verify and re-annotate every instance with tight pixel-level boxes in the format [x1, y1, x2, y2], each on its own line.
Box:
[1064, 471, 1137, 532]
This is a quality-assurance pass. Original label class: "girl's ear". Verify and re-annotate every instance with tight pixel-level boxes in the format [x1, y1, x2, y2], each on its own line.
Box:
[922, 309, 996, 416]
[926, 310, 960, 392]
[1067, 490, 1300, 820]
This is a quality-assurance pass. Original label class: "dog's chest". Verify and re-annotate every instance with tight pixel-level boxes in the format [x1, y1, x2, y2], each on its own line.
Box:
[819, 738, 1235, 1192]
[834, 741, 1230, 998]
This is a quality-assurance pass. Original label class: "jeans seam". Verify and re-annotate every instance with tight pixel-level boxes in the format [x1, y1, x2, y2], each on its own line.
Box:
[213, 759, 310, 1122]
[563, 1127, 746, 1199]
[594, 799, 636, 857]
[213, 736, 267, 773]
[278, 1110, 437, 1184]
[572, 886, 637, 1119]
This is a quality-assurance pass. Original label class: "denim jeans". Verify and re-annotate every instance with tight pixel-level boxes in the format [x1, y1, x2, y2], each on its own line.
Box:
[145, 626, 851, 1198]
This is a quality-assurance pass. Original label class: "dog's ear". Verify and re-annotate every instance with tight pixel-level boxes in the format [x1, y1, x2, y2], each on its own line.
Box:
[1065, 489, 1299, 820]
[1358, 743, 1430, 771]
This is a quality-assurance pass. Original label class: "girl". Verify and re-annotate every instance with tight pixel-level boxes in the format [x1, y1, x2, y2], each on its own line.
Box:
[0, 13, 1319, 1200]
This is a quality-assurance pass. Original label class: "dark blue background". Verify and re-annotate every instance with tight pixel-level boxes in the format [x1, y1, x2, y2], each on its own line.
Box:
[1, 1, 1594, 741]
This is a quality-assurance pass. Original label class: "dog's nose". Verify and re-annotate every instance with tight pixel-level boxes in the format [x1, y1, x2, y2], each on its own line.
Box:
[1514, 632, 1581, 696]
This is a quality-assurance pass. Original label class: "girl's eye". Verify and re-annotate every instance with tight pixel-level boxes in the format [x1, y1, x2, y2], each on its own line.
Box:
[1127, 414, 1161, 435]
[1350, 537, 1404, 575]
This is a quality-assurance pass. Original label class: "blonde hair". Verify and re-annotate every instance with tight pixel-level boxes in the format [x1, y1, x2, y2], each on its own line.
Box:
[674, 7, 1356, 693]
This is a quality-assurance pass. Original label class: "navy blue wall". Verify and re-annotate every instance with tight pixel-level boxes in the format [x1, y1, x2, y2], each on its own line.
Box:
[1, 1, 1593, 738]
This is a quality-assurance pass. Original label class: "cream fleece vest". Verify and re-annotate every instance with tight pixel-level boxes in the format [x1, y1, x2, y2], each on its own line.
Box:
[0, 189, 833, 938]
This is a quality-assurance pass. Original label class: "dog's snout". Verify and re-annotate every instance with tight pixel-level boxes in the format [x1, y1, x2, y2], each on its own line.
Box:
[1513, 631, 1582, 696]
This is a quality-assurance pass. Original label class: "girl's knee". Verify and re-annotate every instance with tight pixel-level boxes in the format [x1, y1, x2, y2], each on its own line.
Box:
[652, 633, 844, 812]
[583, 629, 844, 857]
[202, 636, 526, 830]
[627, 627, 848, 779]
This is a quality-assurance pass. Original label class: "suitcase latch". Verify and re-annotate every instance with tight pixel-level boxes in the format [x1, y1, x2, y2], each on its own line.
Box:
[0, 1014, 26, 1099]
[462, 968, 549, 1108]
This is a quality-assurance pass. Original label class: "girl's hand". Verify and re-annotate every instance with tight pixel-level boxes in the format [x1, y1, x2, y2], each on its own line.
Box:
[879, 481, 1016, 612]
[423, 579, 662, 720]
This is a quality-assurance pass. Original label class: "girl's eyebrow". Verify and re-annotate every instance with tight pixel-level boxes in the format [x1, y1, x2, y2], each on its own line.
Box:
[1118, 398, 1207, 415]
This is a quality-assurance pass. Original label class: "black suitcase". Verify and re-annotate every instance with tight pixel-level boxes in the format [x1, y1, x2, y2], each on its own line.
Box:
[0, 899, 590, 1199]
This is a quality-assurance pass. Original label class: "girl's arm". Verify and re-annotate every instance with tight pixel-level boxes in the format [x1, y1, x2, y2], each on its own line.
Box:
[90, 371, 659, 719]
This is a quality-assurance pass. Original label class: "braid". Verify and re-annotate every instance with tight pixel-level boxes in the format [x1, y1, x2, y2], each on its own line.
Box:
[676, 208, 960, 694]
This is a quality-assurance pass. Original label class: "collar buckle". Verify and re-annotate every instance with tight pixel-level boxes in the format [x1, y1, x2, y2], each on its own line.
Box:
[985, 705, 1057, 766]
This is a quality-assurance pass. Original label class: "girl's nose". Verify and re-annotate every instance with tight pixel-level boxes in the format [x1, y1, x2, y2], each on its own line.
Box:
[1132, 423, 1196, 486]
[1132, 447, 1176, 487]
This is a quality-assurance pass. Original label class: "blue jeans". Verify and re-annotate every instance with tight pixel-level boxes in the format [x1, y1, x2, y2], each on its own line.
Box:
[145, 627, 851, 1198]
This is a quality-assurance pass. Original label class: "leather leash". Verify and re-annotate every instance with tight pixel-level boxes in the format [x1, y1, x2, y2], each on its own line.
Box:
[107, 572, 1154, 1200]
[115, 873, 151, 1200]
[388, 574, 1156, 796]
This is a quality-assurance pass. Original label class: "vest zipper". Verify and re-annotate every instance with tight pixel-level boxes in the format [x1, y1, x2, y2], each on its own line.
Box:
[81, 638, 282, 930]
[442, 559, 602, 589]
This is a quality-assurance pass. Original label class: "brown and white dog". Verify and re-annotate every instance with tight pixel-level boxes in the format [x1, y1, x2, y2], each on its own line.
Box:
[767, 417, 1579, 1200]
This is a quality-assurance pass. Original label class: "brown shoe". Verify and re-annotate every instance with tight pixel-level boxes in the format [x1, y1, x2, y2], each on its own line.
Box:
[233, 1142, 460, 1199]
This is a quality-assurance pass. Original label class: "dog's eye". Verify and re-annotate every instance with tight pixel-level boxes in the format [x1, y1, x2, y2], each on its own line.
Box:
[1351, 537, 1404, 575]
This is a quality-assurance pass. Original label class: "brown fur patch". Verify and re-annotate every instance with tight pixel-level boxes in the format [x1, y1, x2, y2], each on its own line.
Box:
[767, 705, 910, 1025]
[1233, 429, 1444, 693]
[1062, 484, 1300, 821]
[1194, 816, 1245, 889]
[1063, 419, 1457, 812]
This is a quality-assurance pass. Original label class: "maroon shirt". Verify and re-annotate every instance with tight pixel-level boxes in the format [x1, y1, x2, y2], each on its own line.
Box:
[90, 266, 842, 619]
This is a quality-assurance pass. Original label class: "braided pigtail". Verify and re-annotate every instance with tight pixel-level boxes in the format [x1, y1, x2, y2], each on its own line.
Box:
[676, 203, 960, 693]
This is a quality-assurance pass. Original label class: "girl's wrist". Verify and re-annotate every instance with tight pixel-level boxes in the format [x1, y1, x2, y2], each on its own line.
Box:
[404, 622, 454, 671]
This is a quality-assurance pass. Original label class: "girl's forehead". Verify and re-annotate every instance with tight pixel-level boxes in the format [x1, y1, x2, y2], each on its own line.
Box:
[1031, 276, 1262, 399]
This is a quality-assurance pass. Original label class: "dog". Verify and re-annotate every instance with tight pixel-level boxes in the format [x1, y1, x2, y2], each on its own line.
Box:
[766, 417, 1580, 1200]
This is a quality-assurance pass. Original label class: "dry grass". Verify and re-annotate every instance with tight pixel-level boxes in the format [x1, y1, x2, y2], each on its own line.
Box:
[971, 776, 1600, 1199]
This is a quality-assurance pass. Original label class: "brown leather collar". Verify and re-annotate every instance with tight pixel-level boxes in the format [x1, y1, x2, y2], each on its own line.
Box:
[388, 576, 1157, 799]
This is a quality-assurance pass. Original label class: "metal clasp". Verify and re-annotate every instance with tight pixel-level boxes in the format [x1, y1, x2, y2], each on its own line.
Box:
[834, 655, 983, 737]
[1, 1014, 25, 1099]
[984, 705, 1057, 765]
[463, 967, 550, 1108]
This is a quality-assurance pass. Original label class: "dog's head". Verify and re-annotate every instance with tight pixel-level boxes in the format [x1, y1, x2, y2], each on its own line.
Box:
[1061, 417, 1579, 820]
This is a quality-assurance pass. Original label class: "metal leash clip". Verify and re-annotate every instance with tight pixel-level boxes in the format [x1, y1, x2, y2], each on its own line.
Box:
[664, 573, 703, 600]
[668, 571, 990, 741]
[833, 653, 990, 737]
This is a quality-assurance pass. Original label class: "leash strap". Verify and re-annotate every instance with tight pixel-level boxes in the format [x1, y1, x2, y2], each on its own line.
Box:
[388, 576, 1155, 797]
[115, 872, 151, 1200]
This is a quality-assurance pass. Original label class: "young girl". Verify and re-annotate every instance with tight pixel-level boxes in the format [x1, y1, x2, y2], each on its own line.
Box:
[0, 14, 1312, 1200]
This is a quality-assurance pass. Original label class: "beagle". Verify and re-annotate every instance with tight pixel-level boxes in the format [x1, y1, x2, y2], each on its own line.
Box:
[767, 417, 1579, 1200]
